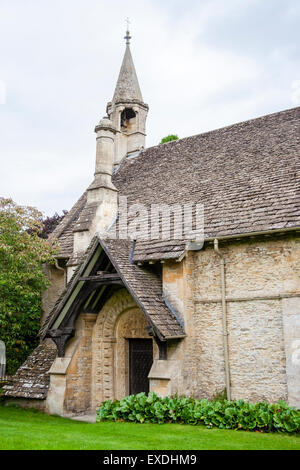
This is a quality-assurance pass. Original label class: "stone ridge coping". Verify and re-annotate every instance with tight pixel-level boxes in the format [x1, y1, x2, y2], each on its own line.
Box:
[48, 357, 72, 375]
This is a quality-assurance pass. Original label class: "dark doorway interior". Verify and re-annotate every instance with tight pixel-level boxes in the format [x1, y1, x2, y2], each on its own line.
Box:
[129, 339, 153, 395]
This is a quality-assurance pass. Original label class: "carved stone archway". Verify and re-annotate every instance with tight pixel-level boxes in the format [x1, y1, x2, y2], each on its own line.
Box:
[91, 289, 155, 409]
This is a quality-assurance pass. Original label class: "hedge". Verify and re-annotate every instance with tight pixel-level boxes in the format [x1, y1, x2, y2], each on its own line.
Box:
[97, 392, 300, 433]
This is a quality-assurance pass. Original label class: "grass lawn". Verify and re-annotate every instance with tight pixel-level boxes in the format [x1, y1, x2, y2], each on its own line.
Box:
[0, 405, 300, 450]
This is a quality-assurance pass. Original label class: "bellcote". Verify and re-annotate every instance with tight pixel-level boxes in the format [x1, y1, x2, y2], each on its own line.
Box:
[72, 29, 148, 267]
[106, 29, 149, 166]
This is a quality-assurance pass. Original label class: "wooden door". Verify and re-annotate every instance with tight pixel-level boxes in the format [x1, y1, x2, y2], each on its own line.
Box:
[129, 339, 153, 395]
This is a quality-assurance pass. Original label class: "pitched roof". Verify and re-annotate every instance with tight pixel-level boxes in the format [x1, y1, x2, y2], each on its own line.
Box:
[41, 236, 185, 341]
[39, 236, 100, 338]
[101, 238, 185, 339]
[50, 191, 87, 258]
[114, 106, 300, 260]
[52, 106, 300, 263]
[3, 342, 57, 399]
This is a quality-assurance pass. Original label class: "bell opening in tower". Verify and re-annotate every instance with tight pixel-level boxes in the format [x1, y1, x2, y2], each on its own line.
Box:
[121, 108, 136, 129]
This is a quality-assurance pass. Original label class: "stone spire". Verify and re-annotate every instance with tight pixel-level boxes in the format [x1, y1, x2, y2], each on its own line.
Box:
[112, 28, 143, 104]
[107, 27, 149, 165]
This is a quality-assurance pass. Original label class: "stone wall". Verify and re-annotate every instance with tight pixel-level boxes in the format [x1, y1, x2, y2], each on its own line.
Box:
[162, 234, 300, 406]
[45, 234, 300, 415]
[46, 289, 155, 416]
[64, 314, 97, 414]
[46, 313, 96, 416]
[4, 398, 46, 411]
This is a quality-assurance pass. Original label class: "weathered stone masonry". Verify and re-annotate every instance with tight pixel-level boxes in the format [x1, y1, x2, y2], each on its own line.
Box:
[45, 290, 156, 415]
[162, 234, 300, 406]
[4, 30, 300, 415]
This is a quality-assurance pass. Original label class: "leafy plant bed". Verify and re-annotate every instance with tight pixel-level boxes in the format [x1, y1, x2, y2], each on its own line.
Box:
[97, 392, 300, 433]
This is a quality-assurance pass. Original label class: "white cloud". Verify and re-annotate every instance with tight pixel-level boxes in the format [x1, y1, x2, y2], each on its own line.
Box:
[0, 0, 299, 215]
[0, 80, 6, 104]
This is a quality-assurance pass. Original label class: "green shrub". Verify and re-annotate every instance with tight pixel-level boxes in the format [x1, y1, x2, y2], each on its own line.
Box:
[96, 393, 300, 433]
[0, 198, 58, 374]
[159, 134, 179, 144]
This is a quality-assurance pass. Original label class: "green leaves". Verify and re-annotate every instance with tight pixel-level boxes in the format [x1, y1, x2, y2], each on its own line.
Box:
[0, 198, 59, 374]
[96, 393, 300, 434]
[159, 135, 179, 145]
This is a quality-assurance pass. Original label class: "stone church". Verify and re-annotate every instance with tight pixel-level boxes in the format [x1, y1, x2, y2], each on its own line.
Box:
[4, 30, 300, 416]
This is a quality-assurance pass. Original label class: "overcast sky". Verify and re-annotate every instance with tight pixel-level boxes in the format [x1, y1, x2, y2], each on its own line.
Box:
[1, 0, 300, 216]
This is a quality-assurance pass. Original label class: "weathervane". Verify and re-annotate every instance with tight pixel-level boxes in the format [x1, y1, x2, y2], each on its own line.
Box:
[124, 17, 131, 45]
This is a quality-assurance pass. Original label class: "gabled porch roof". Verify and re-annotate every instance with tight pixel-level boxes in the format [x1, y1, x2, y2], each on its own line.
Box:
[40, 236, 185, 356]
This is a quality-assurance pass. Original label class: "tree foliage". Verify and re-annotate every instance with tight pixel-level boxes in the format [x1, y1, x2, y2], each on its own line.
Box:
[159, 134, 179, 144]
[40, 211, 68, 239]
[0, 198, 58, 374]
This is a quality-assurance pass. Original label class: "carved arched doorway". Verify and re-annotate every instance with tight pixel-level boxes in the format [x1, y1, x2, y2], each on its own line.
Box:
[91, 289, 156, 409]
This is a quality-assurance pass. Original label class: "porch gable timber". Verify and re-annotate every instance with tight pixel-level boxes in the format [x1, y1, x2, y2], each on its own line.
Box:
[40, 236, 186, 357]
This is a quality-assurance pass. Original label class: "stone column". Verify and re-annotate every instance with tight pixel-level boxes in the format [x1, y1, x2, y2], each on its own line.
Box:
[45, 357, 72, 416]
[72, 117, 118, 260]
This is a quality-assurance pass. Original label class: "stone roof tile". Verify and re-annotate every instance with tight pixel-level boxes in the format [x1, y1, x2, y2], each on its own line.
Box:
[3, 342, 57, 399]
[53, 106, 300, 262]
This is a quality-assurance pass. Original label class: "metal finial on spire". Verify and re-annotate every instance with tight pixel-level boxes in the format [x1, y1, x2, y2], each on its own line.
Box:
[124, 18, 131, 45]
